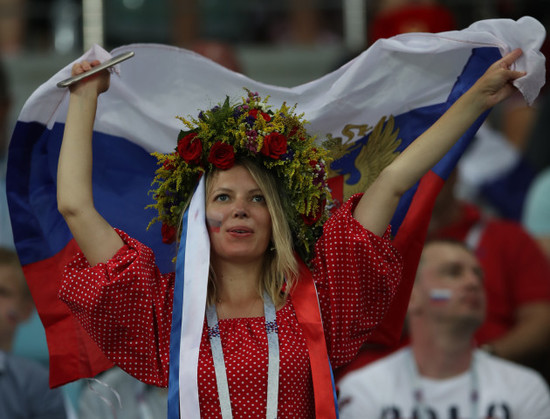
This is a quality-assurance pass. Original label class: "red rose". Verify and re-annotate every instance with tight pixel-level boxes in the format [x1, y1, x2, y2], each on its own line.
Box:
[161, 223, 177, 244]
[261, 133, 287, 159]
[249, 109, 271, 122]
[163, 152, 177, 170]
[208, 142, 235, 169]
[177, 133, 202, 164]
[301, 199, 326, 226]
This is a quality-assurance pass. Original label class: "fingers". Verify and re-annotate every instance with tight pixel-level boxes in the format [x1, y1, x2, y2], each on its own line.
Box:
[488, 48, 526, 83]
[496, 48, 524, 74]
[501, 54, 526, 82]
[71, 59, 102, 76]
[68, 59, 110, 95]
[507, 69, 527, 81]
[501, 48, 523, 67]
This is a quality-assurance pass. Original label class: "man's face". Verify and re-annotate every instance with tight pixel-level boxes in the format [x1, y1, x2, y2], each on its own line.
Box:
[413, 242, 486, 329]
[0, 265, 31, 346]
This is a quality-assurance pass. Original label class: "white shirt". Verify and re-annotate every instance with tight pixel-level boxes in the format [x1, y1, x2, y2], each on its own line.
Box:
[338, 347, 550, 419]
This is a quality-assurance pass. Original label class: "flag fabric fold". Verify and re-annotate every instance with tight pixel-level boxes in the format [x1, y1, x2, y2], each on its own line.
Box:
[7, 16, 545, 412]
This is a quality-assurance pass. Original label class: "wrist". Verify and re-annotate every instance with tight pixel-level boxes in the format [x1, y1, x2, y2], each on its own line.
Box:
[70, 86, 100, 100]
[456, 88, 488, 116]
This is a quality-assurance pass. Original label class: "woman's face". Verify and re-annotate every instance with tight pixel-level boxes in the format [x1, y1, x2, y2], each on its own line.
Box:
[206, 165, 272, 264]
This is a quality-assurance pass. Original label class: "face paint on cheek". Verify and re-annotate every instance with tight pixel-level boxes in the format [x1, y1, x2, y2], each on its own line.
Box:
[207, 217, 222, 233]
[430, 288, 452, 302]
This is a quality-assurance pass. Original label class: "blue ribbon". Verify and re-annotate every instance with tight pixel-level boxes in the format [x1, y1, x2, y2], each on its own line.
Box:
[167, 208, 190, 418]
[330, 361, 339, 418]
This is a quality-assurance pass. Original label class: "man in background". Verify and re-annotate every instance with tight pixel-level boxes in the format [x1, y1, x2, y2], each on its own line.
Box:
[338, 239, 550, 418]
[0, 246, 67, 418]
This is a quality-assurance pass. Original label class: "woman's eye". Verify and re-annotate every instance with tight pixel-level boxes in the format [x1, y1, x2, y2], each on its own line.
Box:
[215, 194, 229, 202]
[252, 195, 265, 203]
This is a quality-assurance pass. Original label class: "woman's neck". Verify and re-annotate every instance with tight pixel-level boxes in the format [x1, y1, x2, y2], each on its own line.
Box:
[212, 258, 264, 318]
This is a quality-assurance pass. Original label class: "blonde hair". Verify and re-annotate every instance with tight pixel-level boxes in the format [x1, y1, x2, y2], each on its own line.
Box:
[205, 159, 298, 307]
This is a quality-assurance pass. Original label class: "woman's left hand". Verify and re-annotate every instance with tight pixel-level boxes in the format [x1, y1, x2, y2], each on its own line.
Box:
[353, 48, 528, 236]
[469, 48, 526, 111]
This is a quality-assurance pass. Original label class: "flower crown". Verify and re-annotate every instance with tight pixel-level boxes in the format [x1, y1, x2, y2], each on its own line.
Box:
[148, 90, 332, 263]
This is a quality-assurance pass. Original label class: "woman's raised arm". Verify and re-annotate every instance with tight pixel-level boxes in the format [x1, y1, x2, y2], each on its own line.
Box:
[57, 60, 124, 265]
[354, 49, 526, 236]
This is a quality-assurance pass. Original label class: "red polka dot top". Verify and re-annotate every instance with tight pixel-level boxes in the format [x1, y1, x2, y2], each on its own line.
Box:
[60, 194, 402, 418]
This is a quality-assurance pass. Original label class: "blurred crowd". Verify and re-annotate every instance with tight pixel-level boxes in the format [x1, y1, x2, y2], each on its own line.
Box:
[2, 0, 550, 417]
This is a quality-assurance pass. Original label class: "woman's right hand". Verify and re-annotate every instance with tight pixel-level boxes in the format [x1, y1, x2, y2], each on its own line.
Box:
[69, 60, 110, 96]
[58, 58, 124, 266]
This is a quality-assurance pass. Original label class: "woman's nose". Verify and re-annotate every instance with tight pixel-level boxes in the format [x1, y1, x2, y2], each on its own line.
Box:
[232, 201, 249, 218]
[233, 209, 248, 218]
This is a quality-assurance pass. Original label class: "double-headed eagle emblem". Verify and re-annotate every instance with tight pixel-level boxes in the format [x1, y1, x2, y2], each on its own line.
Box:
[324, 116, 402, 203]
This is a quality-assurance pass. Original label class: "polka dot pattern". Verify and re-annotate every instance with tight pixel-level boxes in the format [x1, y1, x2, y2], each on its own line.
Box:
[198, 300, 313, 417]
[59, 194, 403, 417]
[59, 232, 175, 386]
[313, 194, 403, 368]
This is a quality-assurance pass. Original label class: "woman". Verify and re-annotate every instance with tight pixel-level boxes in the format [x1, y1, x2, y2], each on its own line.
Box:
[57, 49, 525, 418]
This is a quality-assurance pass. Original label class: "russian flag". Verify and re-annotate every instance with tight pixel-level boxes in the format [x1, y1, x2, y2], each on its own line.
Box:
[6, 16, 545, 391]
